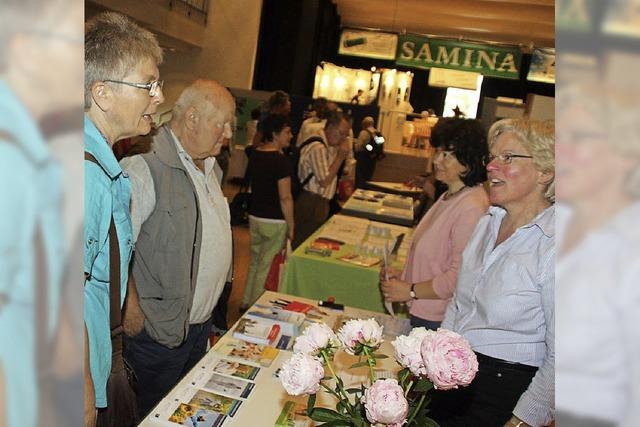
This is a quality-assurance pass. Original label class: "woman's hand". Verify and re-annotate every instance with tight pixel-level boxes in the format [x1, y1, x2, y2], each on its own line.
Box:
[380, 278, 412, 302]
[379, 264, 402, 282]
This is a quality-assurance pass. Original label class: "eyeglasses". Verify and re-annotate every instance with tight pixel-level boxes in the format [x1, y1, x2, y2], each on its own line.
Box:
[434, 150, 455, 161]
[485, 153, 533, 166]
[104, 79, 164, 97]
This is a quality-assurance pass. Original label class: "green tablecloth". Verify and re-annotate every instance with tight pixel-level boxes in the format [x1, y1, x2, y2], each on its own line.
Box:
[281, 217, 411, 313]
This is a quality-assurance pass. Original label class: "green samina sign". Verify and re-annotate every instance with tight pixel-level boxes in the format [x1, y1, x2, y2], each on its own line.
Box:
[396, 34, 522, 80]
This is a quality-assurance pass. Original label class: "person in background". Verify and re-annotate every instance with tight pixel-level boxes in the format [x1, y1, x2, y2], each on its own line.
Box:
[380, 118, 489, 329]
[241, 114, 295, 311]
[293, 110, 351, 248]
[251, 90, 291, 147]
[296, 97, 328, 147]
[351, 89, 364, 105]
[84, 11, 164, 426]
[120, 80, 235, 419]
[354, 116, 384, 188]
[434, 118, 555, 427]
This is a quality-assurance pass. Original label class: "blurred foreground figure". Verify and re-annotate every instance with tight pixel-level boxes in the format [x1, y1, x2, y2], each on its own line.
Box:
[555, 1, 640, 426]
[0, 1, 83, 426]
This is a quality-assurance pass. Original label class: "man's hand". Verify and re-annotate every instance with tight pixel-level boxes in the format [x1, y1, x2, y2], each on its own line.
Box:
[122, 275, 145, 336]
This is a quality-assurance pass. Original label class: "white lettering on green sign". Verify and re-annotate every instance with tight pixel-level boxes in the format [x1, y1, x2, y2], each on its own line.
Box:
[397, 38, 521, 79]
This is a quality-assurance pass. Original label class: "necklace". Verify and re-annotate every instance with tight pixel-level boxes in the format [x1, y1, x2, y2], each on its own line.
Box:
[443, 185, 467, 200]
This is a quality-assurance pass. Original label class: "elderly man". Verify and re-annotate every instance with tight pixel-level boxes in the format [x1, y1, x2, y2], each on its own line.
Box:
[293, 110, 352, 248]
[120, 79, 235, 418]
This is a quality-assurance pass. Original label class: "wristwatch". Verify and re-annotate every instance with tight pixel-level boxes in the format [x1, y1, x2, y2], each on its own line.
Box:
[409, 283, 418, 300]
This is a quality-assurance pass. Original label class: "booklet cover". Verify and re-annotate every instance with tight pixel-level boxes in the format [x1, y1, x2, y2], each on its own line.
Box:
[274, 400, 312, 427]
[212, 359, 260, 381]
[202, 373, 255, 399]
[168, 403, 227, 427]
[216, 338, 280, 367]
[188, 389, 242, 417]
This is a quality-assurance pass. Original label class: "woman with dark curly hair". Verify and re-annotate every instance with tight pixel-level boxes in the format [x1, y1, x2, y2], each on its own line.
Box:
[380, 118, 489, 329]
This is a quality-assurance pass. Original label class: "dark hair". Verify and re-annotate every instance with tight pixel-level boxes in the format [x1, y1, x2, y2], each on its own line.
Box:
[324, 110, 350, 129]
[268, 90, 290, 112]
[430, 118, 488, 186]
[250, 107, 261, 120]
[261, 114, 291, 142]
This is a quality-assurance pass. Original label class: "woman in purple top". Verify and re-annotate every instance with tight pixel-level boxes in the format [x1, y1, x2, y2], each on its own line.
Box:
[380, 118, 489, 329]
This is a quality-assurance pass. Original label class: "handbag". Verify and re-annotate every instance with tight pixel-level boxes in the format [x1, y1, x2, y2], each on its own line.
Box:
[264, 239, 292, 291]
[86, 152, 138, 427]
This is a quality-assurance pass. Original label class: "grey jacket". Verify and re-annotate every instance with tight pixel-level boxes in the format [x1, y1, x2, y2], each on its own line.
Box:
[132, 125, 203, 348]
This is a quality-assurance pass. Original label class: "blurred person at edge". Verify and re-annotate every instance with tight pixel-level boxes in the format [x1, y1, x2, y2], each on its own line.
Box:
[434, 119, 555, 427]
[380, 118, 489, 330]
[241, 114, 295, 311]
[120, 80, 235, 420]
[555, 82, 640, 427]
[84, 12, 164, 427]
[251, 90, 291, 147]
[0, 1, 83, 427]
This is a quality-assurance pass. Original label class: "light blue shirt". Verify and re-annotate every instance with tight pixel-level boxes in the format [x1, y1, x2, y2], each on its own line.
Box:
[0, 80, 63, 427]
[442, 205, 555, 427]
[83, 115, 133, 408]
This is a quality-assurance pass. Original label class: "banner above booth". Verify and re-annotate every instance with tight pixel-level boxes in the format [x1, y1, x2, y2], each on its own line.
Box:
[396, 34, 523, 80]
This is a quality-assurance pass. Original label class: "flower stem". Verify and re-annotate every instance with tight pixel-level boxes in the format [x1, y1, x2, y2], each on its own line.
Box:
[404, 380, 414, 397]
[362, 347, 376, 385]
[320, 350, 353, 414]
[406, 392, 427, 425]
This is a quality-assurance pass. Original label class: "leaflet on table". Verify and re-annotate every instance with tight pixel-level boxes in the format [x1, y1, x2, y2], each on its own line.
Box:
[216, 337, 280, 367]
[274, 400, 313, 427]
[202, 373, 255, 400]
[233, 317, 281, 346]
[169, 402, 227, 427]
[212, 359, 261, 381]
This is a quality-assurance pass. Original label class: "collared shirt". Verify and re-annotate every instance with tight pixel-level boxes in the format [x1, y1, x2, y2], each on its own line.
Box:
[556, 203, 640, 426]
[120, 128, 232, 325]
[442, 205, 555, 427]
[84, 114, 134, 408]
[0, 80, 63, 427]
[298, 129, 337, 200]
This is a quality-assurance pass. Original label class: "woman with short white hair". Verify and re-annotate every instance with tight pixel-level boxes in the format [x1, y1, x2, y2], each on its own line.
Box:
[433, 118, 555, 427]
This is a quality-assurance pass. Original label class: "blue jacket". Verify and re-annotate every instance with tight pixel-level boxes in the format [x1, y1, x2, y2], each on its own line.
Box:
[83, 114, 133, 408]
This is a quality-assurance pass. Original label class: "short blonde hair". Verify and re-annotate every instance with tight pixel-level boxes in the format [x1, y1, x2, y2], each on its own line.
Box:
[85, 12, 163, 108]
[488, 118, 555, 203]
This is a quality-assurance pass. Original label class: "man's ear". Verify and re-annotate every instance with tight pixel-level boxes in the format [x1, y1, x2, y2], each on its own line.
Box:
[91, 81, 111, 112]
[185, 106, 199, 130]
[539, 170, 554, 187]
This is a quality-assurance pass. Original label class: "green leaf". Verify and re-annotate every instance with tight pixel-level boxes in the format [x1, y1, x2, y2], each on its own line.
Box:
[318, 421, 354, 427]
[349, 361, 369, 369]
[372, 353, 389, 359]
[308, 408, 347, 422]
[413, 379, 434, 393]
[422, 416, 440, 427]
[336, 400, 349, 415]
[307, 393, 316, 417]
[345, 388, 361, 394]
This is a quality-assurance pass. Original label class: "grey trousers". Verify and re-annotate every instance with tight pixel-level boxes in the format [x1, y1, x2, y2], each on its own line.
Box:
[292, 190, 330, 249]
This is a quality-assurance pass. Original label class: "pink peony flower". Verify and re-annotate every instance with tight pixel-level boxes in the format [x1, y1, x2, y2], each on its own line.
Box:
[420, 329, 478, 390]
[293, 322, 340, 356]
[338, 318, 384, 355]
[279, 353, 325, 396]
[392, 327, 433, 377]
[361, 379, 409, 426]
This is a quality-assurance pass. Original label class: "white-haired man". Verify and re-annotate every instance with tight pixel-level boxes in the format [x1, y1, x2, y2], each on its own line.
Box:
[120, 79, 234, 418]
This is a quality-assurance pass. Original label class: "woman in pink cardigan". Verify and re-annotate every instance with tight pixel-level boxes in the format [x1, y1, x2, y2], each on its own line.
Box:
[381, 118, 489, 329]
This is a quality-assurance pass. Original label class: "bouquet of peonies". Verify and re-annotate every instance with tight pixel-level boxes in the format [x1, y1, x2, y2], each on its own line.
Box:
[279, 319, 478, 427]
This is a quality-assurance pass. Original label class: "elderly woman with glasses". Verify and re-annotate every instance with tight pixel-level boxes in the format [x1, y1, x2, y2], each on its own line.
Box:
[380, 118, 489, 329]
[432, 118, 555, 427]
[84, 12, 164, 427]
